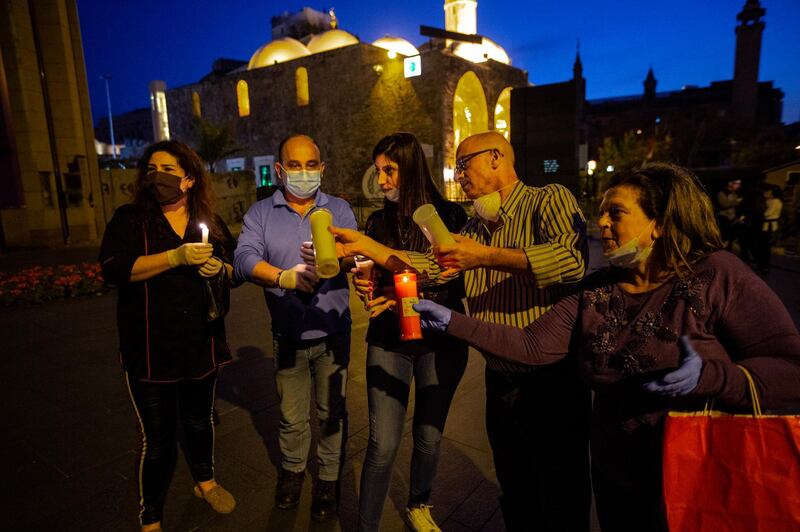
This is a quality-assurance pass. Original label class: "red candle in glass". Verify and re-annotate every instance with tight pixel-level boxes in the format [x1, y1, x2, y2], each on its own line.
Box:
[394, 270, 423, 341]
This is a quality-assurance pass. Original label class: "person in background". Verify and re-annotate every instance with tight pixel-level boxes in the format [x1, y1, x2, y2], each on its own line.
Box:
[756, 185, 783, 274]
[330, 131, 592, 532]
[715, 179, 742, 250]
[100, 140, 237, 532]
[233, 134, 357, 522]
[414, 162, 800, 531]
[352, 133, 469, 532]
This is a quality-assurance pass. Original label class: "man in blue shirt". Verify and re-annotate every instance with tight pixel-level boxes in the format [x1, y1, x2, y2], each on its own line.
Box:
[234, 134, 357, 521]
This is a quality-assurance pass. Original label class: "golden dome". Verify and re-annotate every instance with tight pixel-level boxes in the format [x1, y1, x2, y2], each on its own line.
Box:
[372, 36, 420, 57]
[248, 37, 311, 70]
[307, 29, 359, 54]
[453, 37, 510, 65]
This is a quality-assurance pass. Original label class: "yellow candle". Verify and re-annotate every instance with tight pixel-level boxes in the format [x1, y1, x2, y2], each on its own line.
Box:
[412, 204, 455, 246]
[309, 208, 340, 279]
[199, 223, 209, 244]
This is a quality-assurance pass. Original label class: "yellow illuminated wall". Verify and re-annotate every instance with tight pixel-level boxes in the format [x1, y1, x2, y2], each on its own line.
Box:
[192, 91, 201, 117]
[236, 80, 250, 117]
[453, 71, 488, 149]
[296, 67, 309, 107]
[494, 87, 511, 140]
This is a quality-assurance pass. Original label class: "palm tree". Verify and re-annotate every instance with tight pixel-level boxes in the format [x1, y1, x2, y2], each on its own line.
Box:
[192, 117, 242, 173]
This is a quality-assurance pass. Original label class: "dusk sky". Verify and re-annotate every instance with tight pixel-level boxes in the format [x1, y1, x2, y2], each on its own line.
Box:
[77, 0, 800, 127]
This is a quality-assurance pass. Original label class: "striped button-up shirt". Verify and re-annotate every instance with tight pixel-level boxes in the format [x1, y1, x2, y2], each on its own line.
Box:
[408, 181, 588, 372]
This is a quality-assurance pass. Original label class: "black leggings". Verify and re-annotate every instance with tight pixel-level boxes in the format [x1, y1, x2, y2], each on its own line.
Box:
[125, 372, 217, 525]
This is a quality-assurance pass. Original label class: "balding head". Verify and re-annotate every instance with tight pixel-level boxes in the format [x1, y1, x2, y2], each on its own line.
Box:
[279, 134, 321, 164]
[457, 131, 515, 166]
[454, 131, 518, 199]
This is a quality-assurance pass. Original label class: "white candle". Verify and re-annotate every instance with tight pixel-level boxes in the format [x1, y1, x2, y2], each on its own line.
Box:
[199, 223, 209, 244]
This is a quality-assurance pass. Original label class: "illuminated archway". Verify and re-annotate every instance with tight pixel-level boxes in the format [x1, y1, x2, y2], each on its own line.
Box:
[236, 80, 250, 117]
[453, 71, 488, 150]
[494, 87, 512, 140]
[296, 67, 309, 107]
[192, 91, 201, 117]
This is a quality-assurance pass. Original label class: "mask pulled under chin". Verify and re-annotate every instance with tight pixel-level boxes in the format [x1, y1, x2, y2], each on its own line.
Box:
[144, 171, 186, 205]
[472, 181, 518, 222]
[283, 169, 321, 199]
[603, 223, 656, 268]
[384, 188, 400, 203]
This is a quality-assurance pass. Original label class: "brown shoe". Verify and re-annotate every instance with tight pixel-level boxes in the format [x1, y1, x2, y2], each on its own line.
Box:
[193, 483, 236, 514]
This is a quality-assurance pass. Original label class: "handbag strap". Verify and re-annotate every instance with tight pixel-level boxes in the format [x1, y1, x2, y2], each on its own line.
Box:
[735, 365, 763, 417]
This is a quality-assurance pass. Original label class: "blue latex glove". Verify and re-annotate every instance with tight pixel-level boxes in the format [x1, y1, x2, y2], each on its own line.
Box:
[413, 299, 452, 332]
[643, 336, 703, 397]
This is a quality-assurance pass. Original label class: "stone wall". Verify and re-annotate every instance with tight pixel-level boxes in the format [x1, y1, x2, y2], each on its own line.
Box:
[166, 44, 527, 198]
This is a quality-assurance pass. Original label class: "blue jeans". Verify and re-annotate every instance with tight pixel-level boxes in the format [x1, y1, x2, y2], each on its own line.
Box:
[358, 343, 468, 531]
[273, 333, 349, 481]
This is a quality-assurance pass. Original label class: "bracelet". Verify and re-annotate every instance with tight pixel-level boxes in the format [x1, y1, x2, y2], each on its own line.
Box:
[275, 270, 284, 285]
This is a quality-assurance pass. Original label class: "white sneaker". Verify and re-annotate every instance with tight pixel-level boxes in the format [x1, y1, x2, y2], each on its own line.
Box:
[404, 504, 441, 531]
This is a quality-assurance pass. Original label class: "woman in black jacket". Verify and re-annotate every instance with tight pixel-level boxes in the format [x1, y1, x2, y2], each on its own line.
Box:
[355, 133, 469, 532]
[99, 140, 236, 531]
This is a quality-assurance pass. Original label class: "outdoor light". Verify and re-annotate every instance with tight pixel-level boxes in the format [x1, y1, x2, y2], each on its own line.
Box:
[443, 167, 455, 181]
[587, 160, 597, 175]
[636, 129, 643, 135]
[606, 165, 615, 172]
[387, 49, 397, 59]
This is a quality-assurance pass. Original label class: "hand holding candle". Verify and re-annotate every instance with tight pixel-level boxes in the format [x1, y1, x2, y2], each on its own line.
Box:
[394, 270, 423, 340]
[309, 209, 340, 278]
[412, 204, 456, 246]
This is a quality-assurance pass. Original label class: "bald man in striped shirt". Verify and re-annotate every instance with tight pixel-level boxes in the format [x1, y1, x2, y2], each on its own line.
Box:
[333, 132, 591, 532]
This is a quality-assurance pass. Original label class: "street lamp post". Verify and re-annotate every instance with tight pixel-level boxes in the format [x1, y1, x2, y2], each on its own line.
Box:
[101, 75, 117, 159]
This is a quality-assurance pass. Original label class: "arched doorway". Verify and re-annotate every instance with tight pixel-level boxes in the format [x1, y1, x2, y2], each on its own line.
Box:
[494, 87, 512, 140]
[453, 71, 488, 150]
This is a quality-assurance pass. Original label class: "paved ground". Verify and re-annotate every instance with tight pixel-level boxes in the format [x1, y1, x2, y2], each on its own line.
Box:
[2, 239, 798, 531]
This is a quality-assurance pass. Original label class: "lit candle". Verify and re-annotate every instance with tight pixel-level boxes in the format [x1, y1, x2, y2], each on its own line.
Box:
[412, 204, 455, 246]
[309, 208, 340, 279]
[394, 270, 423, 341]
[199, 223, 209, 244]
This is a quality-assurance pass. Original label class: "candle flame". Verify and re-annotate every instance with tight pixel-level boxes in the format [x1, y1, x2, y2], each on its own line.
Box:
[402, 275, 409, 283]
[199, 223, 208, 230]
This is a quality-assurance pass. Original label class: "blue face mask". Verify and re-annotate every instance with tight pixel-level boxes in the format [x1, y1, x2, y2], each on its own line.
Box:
[282, 169, 321, 199]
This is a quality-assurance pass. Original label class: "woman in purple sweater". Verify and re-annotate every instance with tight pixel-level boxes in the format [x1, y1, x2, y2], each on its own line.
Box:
[415, 162, 800, 531]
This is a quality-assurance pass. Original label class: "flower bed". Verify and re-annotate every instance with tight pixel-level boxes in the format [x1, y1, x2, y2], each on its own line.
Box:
[0, 262, 109, 306]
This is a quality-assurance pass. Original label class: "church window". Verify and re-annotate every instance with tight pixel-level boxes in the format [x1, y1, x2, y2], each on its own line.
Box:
[237, 80, 250, 117]
[296, 67, 309, 107]
[192, 91, 201, 117]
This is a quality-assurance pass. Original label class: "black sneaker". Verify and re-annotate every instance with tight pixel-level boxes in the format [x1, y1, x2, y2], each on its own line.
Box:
[310, 479, 338, 521]
[275, 469, 305, 509]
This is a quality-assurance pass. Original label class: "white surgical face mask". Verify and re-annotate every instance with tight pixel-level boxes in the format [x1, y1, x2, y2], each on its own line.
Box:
[384, 188, 400, 203]
[472, 182, 517, 222]
[604, 222, 655, 269]
[282, 169, 321, 199]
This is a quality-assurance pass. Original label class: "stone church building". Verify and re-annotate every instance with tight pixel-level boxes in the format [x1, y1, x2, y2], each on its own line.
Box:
[154, 1, 528, 200]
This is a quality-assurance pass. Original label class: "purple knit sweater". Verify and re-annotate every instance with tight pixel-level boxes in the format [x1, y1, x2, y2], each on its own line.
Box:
[447, 251, 800, 427]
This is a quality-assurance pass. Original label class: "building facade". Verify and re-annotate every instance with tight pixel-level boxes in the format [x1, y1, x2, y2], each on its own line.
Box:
[0, 0, 103, 247]
[154, 2, 527, 200]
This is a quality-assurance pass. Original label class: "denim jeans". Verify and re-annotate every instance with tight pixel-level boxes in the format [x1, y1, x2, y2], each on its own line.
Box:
[125, 371, 217, 525]
[273, 332, 349, 480]
[358, 343, 468, 531]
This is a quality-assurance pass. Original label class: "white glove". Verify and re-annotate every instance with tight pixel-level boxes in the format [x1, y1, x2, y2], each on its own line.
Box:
[167, 243, 213, 267]
[278, 263, 319, 293]
[198, 256, 224, 278]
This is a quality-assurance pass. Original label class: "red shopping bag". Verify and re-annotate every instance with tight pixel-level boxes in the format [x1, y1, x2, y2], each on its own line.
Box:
[662, 366, 800, 531]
